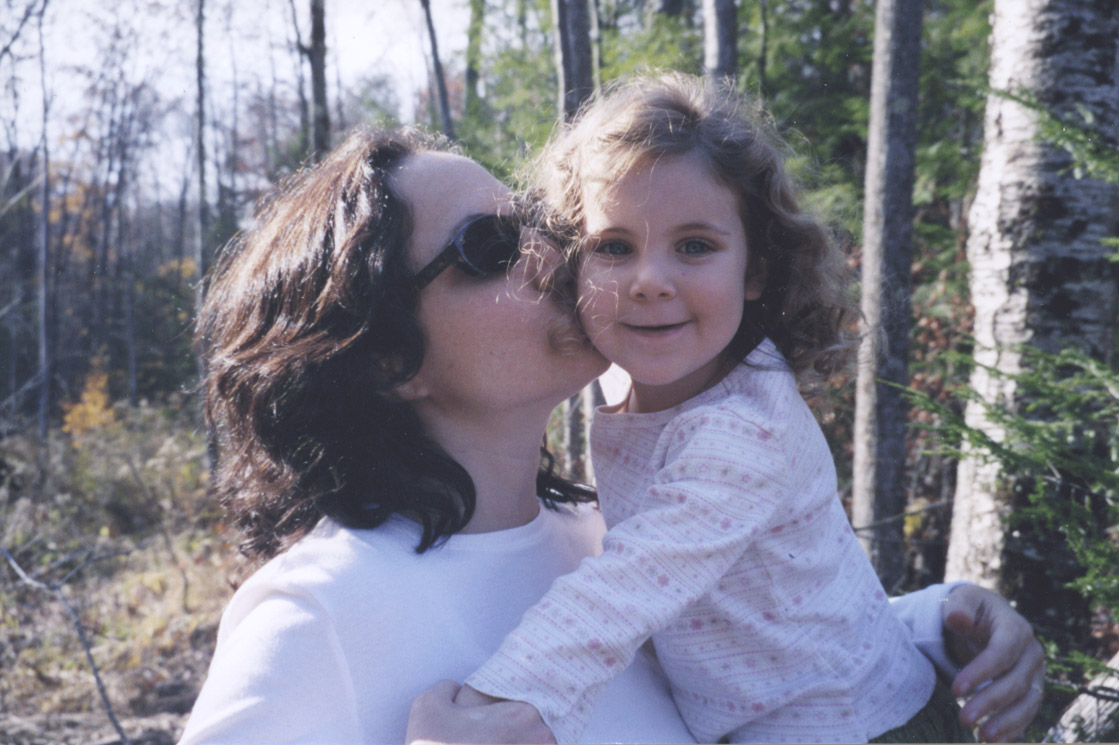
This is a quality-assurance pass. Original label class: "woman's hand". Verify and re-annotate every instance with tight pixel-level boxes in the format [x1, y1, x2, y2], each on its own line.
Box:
[406, 680, 556, 745]
[943, 584, 1045, 742]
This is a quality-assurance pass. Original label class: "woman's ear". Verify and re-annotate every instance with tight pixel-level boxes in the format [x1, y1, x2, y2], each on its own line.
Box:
[391, 374, 429, 402]
[377, 356, 429, 401]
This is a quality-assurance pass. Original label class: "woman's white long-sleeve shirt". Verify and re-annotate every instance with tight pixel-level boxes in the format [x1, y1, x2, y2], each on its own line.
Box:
[178, 507, 698, 744]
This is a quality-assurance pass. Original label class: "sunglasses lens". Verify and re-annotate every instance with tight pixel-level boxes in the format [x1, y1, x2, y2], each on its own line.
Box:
[458, 216, 521, 276]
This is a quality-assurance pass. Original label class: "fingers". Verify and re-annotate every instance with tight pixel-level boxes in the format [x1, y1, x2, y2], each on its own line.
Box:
[942, 608, 983, 680]
[412, 679, 464, 710]
[972, 671, 1044, 742]
[406, 680, 464, 745]
[407, 681, 556, 745]
[955, 614, 1031, 697]
[941, 585, 1045, 741]
[956, 636, 1045, 741]
[453, 684, 503, 707]
[944, 588, 1026, 696]
[496, 701, 557, 744]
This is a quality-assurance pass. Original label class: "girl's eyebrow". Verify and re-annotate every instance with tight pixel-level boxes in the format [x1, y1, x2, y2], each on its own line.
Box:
[587, 225, 635, 237]
[674, 221, 733, 236]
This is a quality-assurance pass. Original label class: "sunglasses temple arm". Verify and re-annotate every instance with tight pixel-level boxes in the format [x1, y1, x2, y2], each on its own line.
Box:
[412, 245, 460, 290]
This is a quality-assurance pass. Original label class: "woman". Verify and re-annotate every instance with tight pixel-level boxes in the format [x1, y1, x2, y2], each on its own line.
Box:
[180, 127, 1043, 744]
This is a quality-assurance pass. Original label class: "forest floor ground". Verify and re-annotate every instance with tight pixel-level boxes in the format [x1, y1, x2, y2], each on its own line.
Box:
[0, 517, 229, 745]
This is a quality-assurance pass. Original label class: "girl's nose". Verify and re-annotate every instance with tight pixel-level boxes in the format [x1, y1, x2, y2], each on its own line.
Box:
[629, 254, 675, 301]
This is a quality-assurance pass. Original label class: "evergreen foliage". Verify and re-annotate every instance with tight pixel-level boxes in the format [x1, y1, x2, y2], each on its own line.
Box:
[904, 346, 1119, 733]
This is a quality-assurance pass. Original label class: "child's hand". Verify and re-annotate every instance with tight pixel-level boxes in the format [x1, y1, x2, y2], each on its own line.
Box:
[942, 585, 1045, 742]
[406, 680, 556, 744]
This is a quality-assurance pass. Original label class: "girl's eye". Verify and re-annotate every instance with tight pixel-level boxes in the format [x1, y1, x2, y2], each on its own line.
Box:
[594, 240, 631, 258]
[679, 239, 715, 256]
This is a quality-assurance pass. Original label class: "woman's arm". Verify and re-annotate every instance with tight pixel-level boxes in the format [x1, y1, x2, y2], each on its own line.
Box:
[942, 584, 1046, 743]
[890, 582, 1045, 743]
[179, 591, 362, 744]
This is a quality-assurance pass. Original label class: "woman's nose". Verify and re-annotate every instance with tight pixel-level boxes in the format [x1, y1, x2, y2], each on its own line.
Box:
[628, 254, 675, 301]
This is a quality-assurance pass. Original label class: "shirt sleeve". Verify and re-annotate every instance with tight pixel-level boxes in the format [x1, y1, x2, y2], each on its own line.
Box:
[889, 581, 969, 679]
[467, 408, 788, 744]
[178, 588, 362, 745]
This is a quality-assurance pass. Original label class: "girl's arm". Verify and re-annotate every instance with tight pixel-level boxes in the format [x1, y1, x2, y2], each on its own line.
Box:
[465, 409, 787, 743]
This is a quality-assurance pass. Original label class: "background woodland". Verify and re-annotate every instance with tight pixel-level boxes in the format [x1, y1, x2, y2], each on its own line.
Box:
[0, 0, 1117, 742]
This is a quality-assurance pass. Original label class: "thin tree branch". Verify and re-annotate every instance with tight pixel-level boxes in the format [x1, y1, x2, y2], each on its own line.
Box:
[2, 546, 133, 745]
[0, 0, 42, 63]
[852, 499, 951, 533]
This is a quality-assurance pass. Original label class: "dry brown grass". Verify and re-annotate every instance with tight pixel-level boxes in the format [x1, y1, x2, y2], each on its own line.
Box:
[0, 400, 241, 744]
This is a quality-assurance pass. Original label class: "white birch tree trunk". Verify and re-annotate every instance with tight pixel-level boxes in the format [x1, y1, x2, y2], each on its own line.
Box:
[1044, 650, 1119, 743]
[945, 0, 1119, 588]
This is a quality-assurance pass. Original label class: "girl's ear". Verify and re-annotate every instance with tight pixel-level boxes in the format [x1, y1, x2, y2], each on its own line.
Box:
[745, 259, 767, 301]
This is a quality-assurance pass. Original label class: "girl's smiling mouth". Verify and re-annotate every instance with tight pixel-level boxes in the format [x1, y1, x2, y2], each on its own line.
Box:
[620, 321, 689, 334]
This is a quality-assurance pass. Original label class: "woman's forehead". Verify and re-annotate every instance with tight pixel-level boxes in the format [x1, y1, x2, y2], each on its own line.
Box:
[394, 152, 507, 209]
[391, 152, 509, 263]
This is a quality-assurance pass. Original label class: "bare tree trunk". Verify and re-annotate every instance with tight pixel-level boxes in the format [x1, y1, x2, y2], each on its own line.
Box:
[35, 1, 50, 449]
[702, 0, 736, 84]
[553, 0, 593, 120]
[757, 0, 768, 92]
[227, 7, 240, 198]
[589, 0, 601, 91]
[465, 0, 484, 121]
[552, 0, 596, 472]
[122, 215, 137, 406]
[332, 42, 345, 135]
[308, 0, 329, 160]
[646, 0, 685, 25]
[195, 0, 209, 280]
[852, 0, 924, 593]
[265, 18, 279, 174]
[287, 0, 310, 158]
[175, 147, 191, 288]
[945, 0, 1119, 594]
[420, 0, 455, 140]
[519, 0, 532, 48]
[564, 393, 585, 480]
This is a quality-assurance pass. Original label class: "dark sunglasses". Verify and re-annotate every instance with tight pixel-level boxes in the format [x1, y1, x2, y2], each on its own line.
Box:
[412, 213, 523, 290]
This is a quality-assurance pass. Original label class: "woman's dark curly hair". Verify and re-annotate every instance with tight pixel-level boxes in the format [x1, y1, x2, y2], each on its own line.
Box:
[532, 73, 858, 388]
[197, 127, 593, 562]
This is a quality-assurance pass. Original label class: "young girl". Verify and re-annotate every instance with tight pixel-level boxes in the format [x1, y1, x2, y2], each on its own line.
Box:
[464, 74, 965, 744]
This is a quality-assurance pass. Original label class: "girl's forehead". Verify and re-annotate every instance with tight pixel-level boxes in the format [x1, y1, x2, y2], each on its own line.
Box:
[583, 151, 721, 198]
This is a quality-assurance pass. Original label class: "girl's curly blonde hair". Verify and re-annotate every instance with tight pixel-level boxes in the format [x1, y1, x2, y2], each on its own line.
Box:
[529, 72, 857, 388]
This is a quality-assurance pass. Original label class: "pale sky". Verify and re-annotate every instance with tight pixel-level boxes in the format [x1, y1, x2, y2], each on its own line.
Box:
[5, 0, 469, 147]
[1, 0, 470, 203]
